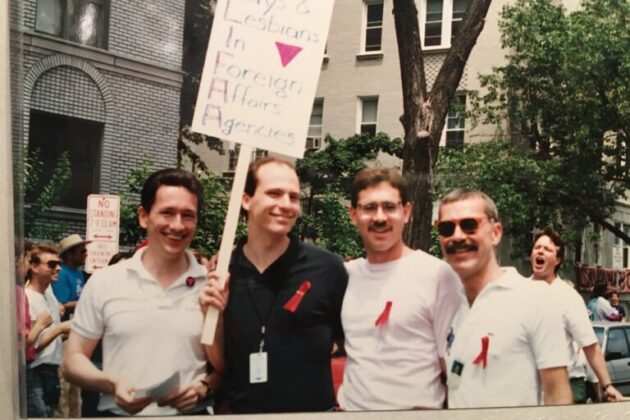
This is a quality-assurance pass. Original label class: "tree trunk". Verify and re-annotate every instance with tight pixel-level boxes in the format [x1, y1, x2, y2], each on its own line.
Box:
[393, 0, 493, 250]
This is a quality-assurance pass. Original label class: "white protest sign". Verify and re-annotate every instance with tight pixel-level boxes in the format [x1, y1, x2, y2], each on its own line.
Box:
[192, 0, 334, 158]
[85, 194, 120, 273]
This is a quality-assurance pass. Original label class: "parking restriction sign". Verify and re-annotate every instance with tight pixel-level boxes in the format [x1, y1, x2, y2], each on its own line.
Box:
[85, 194, 120, 273]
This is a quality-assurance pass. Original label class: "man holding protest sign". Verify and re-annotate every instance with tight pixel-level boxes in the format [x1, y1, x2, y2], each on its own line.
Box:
[62, 169, 213, 416]
[200, 157, 348, 413]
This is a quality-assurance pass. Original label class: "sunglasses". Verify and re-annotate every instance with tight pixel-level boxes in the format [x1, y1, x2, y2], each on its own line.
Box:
[42, 260, 61, 269]
[435, 217, 491, 237]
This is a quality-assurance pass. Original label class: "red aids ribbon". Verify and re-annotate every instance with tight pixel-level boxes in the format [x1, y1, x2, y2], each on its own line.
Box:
[472, 336, 490, 368]
[283, 281, 311, 313]
[185, 277, 196, 288]
[374, 301, 393, 327]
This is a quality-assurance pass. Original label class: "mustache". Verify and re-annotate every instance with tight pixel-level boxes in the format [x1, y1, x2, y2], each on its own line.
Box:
[368, 221, 390, 232]
[445, 241, 478, 255]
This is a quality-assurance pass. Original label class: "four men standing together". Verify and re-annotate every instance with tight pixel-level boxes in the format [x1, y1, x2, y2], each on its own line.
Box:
[52, 160, 624, 415]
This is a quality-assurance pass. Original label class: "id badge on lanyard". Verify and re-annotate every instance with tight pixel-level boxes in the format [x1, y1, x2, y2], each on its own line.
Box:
[249, 352, 268, 383]
[250, 327, 268, 383]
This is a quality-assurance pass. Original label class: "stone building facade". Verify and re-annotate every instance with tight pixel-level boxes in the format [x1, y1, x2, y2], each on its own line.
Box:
[20, 0, 184, 237]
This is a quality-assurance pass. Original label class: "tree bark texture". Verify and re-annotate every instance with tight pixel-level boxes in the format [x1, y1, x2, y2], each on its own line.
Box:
[393, 0, 493, 250]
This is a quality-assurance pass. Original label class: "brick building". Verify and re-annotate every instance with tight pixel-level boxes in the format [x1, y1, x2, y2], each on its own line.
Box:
[21, 0, 184, 237]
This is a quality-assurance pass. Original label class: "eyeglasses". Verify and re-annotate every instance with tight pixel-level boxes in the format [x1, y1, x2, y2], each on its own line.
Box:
[42, 260, 61, 269]
[435, 217, 491, 237]
[356, 201, 403, 216]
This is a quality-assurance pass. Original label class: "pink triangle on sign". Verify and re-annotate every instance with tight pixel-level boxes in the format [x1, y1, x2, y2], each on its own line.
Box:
[275, 41, 303, 67]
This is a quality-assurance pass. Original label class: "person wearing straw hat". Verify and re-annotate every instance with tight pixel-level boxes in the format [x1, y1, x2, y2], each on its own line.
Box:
[53, 234, 91, 321]
[54, 235, 92, 418]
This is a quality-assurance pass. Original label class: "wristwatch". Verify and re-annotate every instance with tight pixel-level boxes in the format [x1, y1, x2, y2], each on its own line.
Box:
[200, 377, 214, 400]
[602, 383, 612, 392]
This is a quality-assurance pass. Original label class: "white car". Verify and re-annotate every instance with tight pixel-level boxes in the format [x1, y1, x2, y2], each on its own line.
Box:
[592, 321, 630, 396]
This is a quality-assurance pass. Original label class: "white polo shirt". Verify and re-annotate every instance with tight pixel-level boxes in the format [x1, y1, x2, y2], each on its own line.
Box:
[72, 249, 208, 416]
[446, 268, 568, 408]
[546, 277, 597, 379]
[338, 250, 462, 410]
[26, 286, 63, 368]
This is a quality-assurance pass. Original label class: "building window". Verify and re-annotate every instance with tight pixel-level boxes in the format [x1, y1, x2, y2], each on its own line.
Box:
[35, 0, 109, 48]
[613, 223, 630, 268]
[444, 94, 466, 148]
[451, 0, 468, 42]
[362, 1, 384, 52]
[27, 110, 103, 209]
[422, 0, 468, 48]
[614, 133, 629, 175]
[359, 97, 378, 136]
[228, 144, 268, 172]
[306, 99, 323, 150]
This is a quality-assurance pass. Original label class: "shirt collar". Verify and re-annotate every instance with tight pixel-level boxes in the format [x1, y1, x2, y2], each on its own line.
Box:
[486, 267, 525, 291]
[127, 247, 206, 286]
[233, 233, 306, 271]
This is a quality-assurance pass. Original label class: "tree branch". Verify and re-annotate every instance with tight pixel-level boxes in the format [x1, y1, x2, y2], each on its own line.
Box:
[430, 0, 493, 147]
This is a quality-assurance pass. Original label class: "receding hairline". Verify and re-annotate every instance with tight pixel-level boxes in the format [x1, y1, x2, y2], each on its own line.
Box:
[252, 160, 298, 187]
[245, 157, 298, 196]
[438, 189, 499, 220]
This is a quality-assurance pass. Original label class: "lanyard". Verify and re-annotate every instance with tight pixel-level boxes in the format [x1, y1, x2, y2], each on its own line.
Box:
[245, 279, 279, 353]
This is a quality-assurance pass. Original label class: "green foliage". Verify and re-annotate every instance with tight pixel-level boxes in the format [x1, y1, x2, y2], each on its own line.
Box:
[462, 0, 630, 253]
[24, 149, 72, 240]
[436, 139, 569, 256]
[296, 187, 364, 259]
[117, 158, 245, 256]
[192, 172, 248, 254]
[295, 133, 403, 258]
[118, 158, 155, 247]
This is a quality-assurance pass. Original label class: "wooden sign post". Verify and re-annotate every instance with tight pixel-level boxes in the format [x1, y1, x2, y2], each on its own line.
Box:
[192, 0, 335, 344]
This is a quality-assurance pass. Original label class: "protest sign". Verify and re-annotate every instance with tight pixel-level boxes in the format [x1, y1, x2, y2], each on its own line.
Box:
[85, 194, 120, 273]
[192, 0, 334, 158]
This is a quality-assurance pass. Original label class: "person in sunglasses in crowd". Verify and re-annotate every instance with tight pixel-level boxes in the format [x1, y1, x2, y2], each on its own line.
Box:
[337, 168, 461, 410]
[529, 227, 623, 403]
[25, 245, 72, 417]
[436, 188, 571, 408]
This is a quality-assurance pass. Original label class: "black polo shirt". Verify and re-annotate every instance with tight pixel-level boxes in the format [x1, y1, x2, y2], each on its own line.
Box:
[224, 234, 348, 413]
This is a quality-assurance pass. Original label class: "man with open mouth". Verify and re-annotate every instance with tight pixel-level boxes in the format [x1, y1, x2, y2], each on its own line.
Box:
[530, 227, 622, 403]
